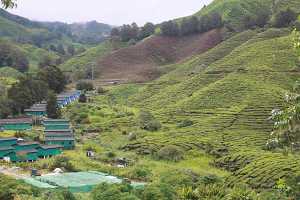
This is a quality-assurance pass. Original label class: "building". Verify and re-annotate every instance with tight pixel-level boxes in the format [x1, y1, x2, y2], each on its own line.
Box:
[25, 103, 47, 117]
[43, 119, 75, 150]
[0, 137, 62, 162]
[43, 119, 70, 131]
[0, 118, 33, 131]
[38, 145, 63, 158]
[45, 137, 75, 150]
[44, 129, 74, 139]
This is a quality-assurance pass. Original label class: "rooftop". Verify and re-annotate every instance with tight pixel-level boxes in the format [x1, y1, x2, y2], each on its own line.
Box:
[44, 129, 72, 132]
[45, 137, 75, 141]
[17, 149, 38, 154]
[0, 137, 17, 142]
[44, 119, 69, 122]
[40, 145, 63, 149]
[0, 118, 32, 124]
[17, 141, 40, 146]
[0, 146, 15, 151]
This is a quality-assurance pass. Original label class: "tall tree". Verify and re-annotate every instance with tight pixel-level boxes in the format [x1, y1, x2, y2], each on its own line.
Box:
[37, 66, 67, 93]
[161, 21, 180, 37]
[273, 8, 297, 28]
[138, 22, 155, 39]
[47, 91, 61, 119]
[57, 44, 66, 55]
[1, 0, 16, 8]
[67, 45, 75, 56]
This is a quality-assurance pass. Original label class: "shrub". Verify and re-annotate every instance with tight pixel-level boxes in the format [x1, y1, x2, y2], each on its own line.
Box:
[76, 81, 94, 91]
[161, 21, 180, 36]
[106, 151, 116, 158]
[78, 93, 87, 103]
[138, 111, 161, 131]
[226, 185, 259, 200]
[198, 174, 222, 185]
[177, 119, 193, 128]
[50, 156, 75, 172]
[97, 87, 106, 94]
[195, 184, 227, 199]
[128, 167, 152, 181]
[156, 145, 183, 162]
[272, 8, 297, 28]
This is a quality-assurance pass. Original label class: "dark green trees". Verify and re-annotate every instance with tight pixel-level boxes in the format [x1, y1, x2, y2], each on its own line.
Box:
[7, 76, 48, 114]
[138, 23, 155, 40]
[46, 91, 61, 119]
[37, 66, 67, 93]
[0, 42, 29, 72]
[161, 21, 180, 36]
[273, 8, 297, 28]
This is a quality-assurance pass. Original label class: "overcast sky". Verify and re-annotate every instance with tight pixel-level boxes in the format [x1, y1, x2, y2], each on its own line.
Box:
[8, 0, 213, 26]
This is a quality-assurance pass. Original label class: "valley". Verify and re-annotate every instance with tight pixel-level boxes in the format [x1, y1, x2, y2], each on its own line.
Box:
[1, 0, 300, 199]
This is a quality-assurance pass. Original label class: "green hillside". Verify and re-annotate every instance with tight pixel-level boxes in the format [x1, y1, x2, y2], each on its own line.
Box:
[59, 41, 127, 80]
[194, 0, 300, 31]
[116, 28, 300, 188]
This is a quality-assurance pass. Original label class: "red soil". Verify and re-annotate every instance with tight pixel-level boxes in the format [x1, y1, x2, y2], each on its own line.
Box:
[96, 29, 222, 82]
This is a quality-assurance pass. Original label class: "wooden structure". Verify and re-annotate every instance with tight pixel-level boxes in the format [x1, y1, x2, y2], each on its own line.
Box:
[0, 118, 32, 131]
[0, 137, 63, 162]
[25, 103, 47, 117]
[43, 119, 75, 150]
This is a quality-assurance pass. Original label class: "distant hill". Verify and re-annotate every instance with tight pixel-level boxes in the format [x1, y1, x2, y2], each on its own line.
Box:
[0, 9, 112, 46]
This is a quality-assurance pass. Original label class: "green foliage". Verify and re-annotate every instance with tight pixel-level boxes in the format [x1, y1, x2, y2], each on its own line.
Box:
[0, 174, 39, 200]
[138, 111, 161, 131]
[160, 21, 180, 37]
[91, 183, 138, 200]
[1, 0, 16, 8]
[50, 156, 75, 172]
[78, 93, 87, 103]
[128, 166, 152, 181]
[76, 81, 94, 91]
[156, 145, 184, 162]
[37, 66, 66, 93]
[225, 185, 259, 200]
[272, 8, 297, 28]
[46, 91, 61, 119]
[177, 119, 193, 128]
[7, 75, 48, 114]
[0, 40, 29, 72]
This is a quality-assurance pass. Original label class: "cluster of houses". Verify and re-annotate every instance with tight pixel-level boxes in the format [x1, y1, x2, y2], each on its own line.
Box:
[24, 91, 81, 117]
[0, 118, 75, 162]
[0, 90, 80, 162]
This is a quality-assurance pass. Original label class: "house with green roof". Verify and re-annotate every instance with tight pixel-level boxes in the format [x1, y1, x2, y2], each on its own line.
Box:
[25, 103, 47, 117]
[0, 137, 63, 162]
[38, 145, 63, 158]
[43, 119, 70, 131]
[0, 118, 32, 131]
[45, 137, 75, 150]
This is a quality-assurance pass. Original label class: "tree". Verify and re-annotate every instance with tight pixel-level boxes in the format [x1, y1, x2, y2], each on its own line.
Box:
[78, 93, 87, 103]
[67, 45, 75, 56]
[180, 17, 199, 35]
[198, 12, 223, 33]
[49, 44, 57, 52]
[76, 81, 94, 91]
[1, 0, 16, 8]
[273, 8, 297, 28]
[37, 66, 67, 93]
[110, 27, 120, 37]
[46, 91, 61, 119]
[0, 97, 11, 119]
[57, 44, 66, 55]
[38, 55, 53, 68]
[161, 21, 180, 37]
[138, 22, 155, 40]
[7, 76, 48, 114]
